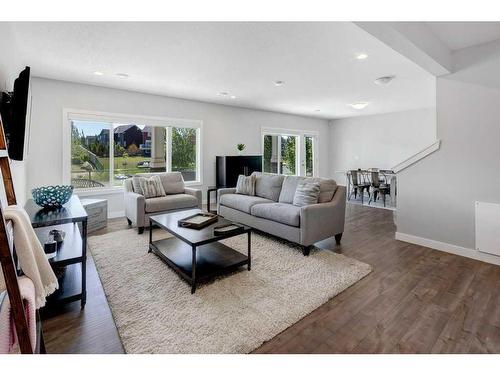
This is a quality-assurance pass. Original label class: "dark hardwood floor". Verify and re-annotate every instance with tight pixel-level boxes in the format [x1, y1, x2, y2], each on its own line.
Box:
[41, 203, 500, 354]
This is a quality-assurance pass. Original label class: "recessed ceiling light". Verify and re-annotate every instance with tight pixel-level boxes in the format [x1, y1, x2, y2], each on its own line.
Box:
[218, 92, 229, 97]
[355, 53, 368, 60]
[350, 102, 369, 110]
[116, 73, 129, 79]
[230, 95, 237, 99]
[315, 109, 321, 112]
[93, 71, 104, 76]
[374, 75, 396, 85]
[274, 80, 284, 86]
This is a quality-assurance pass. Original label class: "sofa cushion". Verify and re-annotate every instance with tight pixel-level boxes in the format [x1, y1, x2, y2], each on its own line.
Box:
[219, 193, 274, 214]
[251, 203, 301, 227]
[252, 172, 284, 201]
[278, 176, 337, 203]
[136, 172, 185, 194]
[279, 176, 305, 203]
[145, 193, 198, 213]
[315, 178, 337, 203]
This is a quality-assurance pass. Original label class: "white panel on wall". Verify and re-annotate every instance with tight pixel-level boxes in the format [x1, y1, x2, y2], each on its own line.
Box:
[475, 201, 500, 256]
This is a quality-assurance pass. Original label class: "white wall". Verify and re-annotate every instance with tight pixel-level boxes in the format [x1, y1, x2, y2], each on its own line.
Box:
[26, 77, 330, 216]
[328, 108, 436, 184]
[397, 78, 500, 253]
[0, 23, 28, 206]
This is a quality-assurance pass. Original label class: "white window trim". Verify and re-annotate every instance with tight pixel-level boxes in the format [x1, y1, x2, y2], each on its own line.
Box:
[63, 108, 203, 194]
[261, 127, 319, 177]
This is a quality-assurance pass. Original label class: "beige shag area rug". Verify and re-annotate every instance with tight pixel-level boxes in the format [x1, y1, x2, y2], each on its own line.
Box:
[88, 228, 371, 353]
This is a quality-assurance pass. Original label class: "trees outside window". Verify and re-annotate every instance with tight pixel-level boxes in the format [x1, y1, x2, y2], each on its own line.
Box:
[261, 130, 317, 177]
[70, 119, 201, 188]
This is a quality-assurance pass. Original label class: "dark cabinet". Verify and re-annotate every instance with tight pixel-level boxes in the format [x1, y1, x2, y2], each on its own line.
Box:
[216, 155, 262, 188]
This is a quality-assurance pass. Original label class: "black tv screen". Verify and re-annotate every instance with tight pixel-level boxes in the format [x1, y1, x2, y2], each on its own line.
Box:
[0, 67, 30, 161]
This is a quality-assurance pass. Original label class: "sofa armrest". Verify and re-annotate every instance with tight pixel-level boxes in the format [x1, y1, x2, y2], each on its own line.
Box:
[299, 185, 346, 246]
[217, 188, 237, 213]
[184, 187, 202, 209]
[124, 191, 146, 227]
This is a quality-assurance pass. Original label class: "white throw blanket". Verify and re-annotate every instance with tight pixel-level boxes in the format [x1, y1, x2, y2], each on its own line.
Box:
[0, 205, 58, 308]
[0, 276, 37, 353]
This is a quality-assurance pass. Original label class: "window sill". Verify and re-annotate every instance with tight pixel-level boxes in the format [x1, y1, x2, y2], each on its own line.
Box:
[75, 187, 125, 197]
[75, 180, 203, 197]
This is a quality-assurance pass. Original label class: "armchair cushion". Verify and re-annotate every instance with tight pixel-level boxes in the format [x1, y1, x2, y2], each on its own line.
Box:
[136, 172, 185, 194]
[145, 194, 198, 213]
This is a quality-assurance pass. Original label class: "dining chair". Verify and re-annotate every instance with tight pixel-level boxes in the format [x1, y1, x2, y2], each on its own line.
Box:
[348, 169, 370, 203]
[368, 171, 390, 207]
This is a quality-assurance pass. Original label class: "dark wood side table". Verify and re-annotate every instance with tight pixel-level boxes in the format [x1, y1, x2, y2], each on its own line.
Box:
[207, 185, 225, 213]
[24, 195, 88, 309]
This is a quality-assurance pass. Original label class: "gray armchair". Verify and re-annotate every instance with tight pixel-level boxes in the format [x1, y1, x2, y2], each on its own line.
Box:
[124, 172, 202, 234]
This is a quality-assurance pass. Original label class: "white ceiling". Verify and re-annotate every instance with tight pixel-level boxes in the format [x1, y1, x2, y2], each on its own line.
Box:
[9, 22, 436, 119]
[427, 22, 500, 51]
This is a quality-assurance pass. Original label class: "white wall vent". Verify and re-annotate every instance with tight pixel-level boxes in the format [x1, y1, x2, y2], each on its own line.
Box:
[475, 201, 500, 256]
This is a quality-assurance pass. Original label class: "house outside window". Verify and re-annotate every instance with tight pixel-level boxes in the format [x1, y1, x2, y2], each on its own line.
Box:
[66, 111, 202, 190]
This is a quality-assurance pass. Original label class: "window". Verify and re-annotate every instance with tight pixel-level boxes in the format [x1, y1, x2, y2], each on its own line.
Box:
[262, 128, 318, 177]
[71, 121, 111, 188]
[280, 135, 298, 175]
[67, 112, 202, 189]
[169, 127, 198, 182]
[305, 135, 314, 177]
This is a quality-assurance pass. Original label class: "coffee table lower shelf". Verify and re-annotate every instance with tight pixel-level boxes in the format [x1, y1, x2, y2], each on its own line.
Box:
[149, 237, 250, 293]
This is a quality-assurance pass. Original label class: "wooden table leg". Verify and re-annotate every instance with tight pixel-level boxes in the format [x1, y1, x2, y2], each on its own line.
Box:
[148, 218, 153, 253]
[247, 231, 251, 271]
[191, 245, 197, 294]
[81, 219, 87, 309]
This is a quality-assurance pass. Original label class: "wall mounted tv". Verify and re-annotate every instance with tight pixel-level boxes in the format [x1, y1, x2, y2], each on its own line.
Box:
[0, 66, 31, 161]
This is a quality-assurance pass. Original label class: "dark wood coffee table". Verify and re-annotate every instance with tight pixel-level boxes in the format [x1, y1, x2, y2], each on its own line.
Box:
[148, 209, 251, 293]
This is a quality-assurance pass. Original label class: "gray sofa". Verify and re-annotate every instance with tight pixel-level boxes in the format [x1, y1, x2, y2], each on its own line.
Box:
[217, 172, 346, 255]
[124, 172, 202, 233]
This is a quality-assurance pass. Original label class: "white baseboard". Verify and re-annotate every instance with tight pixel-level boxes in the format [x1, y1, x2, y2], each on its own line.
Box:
[395, 232, 500, 266]
[108, 210, 125, 219]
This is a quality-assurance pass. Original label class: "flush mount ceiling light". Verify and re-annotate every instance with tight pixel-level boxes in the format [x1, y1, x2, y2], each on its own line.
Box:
[93, 71, 104, 76]
[230, 95, 237, 99]
[218, 92, 229, 97]
[315, 109, 321, 112]
[116, 73, 129, 79]
[350, 102, 369, 110]
[374, 75, 396, 85]
[355, 53, 368, 60]
[274, 80, 284, 86]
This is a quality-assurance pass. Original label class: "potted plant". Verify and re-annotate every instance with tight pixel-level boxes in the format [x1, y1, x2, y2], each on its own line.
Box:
[236, 143, 245, 155]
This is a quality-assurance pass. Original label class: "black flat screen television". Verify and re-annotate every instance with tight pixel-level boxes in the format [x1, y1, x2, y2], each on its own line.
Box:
[0, 66, 30, 161]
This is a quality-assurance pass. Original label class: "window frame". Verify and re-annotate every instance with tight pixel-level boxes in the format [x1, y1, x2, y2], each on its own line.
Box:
[63, 109, 203, 195]
[261, 127, 319, 177]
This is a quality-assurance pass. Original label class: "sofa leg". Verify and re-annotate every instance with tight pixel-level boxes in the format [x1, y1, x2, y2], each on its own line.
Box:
[138, 226, 144, 234]
[302, 245, 311, 256]
[127, 218, 132, 225]
[335, 233, 343, 245]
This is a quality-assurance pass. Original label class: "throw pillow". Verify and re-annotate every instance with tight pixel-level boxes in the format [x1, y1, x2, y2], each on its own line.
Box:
[293, 182, 321, 207]
[235, 174, 255, 196]
[138, 175, 167, 199]
[132, 176, 143, 195]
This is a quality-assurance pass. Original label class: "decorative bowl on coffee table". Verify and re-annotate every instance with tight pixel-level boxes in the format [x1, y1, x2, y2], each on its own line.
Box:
[32, 185, 74, 208]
